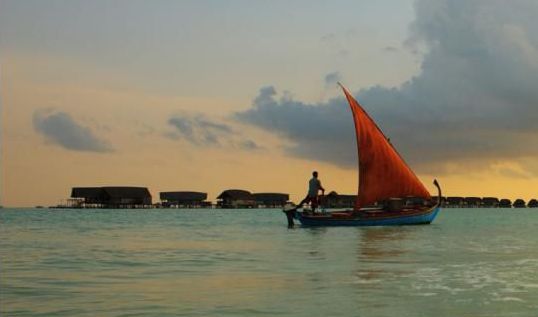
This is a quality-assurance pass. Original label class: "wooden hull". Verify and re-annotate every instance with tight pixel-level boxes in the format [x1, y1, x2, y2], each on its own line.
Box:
[293, 206, 440, 227]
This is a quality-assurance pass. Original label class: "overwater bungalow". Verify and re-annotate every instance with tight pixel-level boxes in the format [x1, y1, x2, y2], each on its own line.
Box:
[482, 197, 499, 208]
[216, 189, 256, 208]
[445, 197, 464, 208]
[528, 199, 538, 208]
[464, 197, 482, 208]
[513, 199, 526, 208]
[323, 191, 357, 208]
[159, 191, 211, 208]
[499, 199, 512, 208]
[252, 193, 289, 208]
[71, 186, 152, 208]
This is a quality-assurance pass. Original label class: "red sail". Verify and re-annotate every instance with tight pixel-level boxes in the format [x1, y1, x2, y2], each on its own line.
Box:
[340, 84, 431, 210]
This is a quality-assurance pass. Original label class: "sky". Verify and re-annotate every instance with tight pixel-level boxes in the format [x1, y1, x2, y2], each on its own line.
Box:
[1, 0, 538, 207]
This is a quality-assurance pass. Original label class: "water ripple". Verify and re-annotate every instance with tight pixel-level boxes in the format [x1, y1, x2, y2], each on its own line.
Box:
[2, 208, 538, 316]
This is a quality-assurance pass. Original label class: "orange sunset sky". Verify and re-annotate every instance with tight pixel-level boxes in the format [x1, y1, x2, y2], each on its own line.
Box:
[1, 0, 538, 207]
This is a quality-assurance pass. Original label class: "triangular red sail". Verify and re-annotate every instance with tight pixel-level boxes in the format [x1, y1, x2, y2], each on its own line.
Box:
[339, 84, 431, 210]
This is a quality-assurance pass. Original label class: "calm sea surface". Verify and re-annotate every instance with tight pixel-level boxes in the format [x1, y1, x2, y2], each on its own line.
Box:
[1, 208, 538, 317]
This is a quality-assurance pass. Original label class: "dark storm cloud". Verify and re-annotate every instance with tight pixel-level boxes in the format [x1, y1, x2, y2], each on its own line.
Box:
[33, 110, 112, 152]
[236, 0, 538, 176]
[167, 113, 260, 150]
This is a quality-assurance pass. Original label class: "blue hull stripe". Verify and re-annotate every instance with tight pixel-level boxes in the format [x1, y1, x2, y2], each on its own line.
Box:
[296, 207, 441, 227]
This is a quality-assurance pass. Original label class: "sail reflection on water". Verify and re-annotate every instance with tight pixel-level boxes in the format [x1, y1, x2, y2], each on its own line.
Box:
[354, 228, 414, 285]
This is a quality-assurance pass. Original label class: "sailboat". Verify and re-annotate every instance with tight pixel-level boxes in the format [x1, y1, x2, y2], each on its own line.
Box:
[283, 84, 442, 227]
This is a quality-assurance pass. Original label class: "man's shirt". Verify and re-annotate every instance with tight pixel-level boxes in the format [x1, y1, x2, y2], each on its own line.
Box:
[308, 178, 322, 197]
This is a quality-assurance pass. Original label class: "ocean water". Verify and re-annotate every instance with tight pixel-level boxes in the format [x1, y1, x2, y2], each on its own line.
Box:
[1, 208, 538, 317]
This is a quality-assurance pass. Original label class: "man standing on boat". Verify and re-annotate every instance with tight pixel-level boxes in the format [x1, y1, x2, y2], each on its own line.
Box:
[296, 171, 325, 212]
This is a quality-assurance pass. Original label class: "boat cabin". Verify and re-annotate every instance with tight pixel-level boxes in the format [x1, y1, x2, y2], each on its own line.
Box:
[404, 196, 428, 207]
[384, 198, 404, 212]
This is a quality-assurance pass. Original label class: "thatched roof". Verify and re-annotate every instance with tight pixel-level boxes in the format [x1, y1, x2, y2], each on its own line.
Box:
[71, 187, 104, 198]
[338, 195, 357, 200]
[482, 197, 499, 203]
[465, 197, 482, 203]
[72, 186, 151, 199]
[101, 187, 151, 199]
[252, 193, 289, 202]
[513, 199, 526, 207]
[446, 196, 464, 202]
[160, 191, 207, 201]
[326, 191, 356, 200]
[217, 189, 253, 200]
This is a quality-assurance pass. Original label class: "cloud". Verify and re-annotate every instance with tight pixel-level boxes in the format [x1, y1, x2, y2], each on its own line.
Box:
[33, 110, 113, 152]
[237, 0, 538, 176]
[497, 166, 530, 180]
[236, 86, 355, 167]
[167, 113, 261, 150]
[338, 49, 350, 57]
[383, 46, 398, 52]
[239, 139, 260, 151]
[324, 72, 342, 87]
[320, 33, 336, 43]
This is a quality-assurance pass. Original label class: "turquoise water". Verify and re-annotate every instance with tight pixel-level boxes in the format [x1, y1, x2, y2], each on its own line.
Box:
[1, 208, 538, 316]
